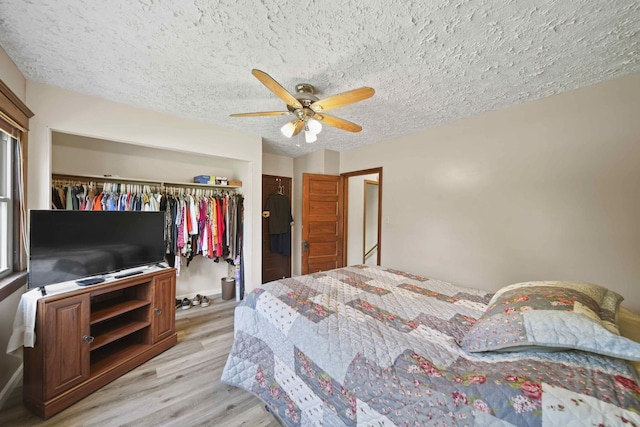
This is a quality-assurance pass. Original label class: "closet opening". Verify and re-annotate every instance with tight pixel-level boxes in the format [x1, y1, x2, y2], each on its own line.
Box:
[50, 130, 249, 298]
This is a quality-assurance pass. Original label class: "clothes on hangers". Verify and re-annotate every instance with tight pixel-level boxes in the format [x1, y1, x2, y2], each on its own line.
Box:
[51, 187, 65, 209]
[50, 181, 244, 267]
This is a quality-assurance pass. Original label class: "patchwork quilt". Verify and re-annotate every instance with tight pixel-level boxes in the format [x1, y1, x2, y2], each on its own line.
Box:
[221, 265, 640, 426]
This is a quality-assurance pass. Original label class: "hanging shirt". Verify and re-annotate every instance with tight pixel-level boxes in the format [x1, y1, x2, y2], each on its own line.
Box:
[176, 199, 185, 252]
[92, 193, 103, 210]
[216, 198, 224, 257]
[189, 196, 198, 235]
[264, 193, 293, 234]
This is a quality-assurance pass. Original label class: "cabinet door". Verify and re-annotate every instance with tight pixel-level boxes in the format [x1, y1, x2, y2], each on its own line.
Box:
[152, 272, 176, 342]
[43, 294, 91, 400]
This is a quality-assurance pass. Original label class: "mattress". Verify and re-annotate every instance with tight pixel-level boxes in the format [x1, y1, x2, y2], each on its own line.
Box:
[221, 265, 640, 426]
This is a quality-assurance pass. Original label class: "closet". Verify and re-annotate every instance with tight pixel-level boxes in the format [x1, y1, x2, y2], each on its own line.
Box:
[50, 131, 251, 298]
[51, 173, 245, 295]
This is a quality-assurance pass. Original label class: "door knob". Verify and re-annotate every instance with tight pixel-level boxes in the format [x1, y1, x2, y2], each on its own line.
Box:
[303, 240, 309, 252]
[154, 307, 163, 316]
[82, 335, 94, 344]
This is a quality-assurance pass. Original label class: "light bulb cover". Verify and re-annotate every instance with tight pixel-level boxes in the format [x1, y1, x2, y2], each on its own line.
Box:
[307, 118, 322, 134]
[305, 130, 317, 143]
[281, 120, 297, 138]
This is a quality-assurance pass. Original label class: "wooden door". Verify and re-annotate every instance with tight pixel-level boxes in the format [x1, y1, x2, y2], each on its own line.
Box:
[302, 173, 344, 274]
[43, 294, 90, 400]
[152, 271, 176, 343]
[262, 175, 292, 283]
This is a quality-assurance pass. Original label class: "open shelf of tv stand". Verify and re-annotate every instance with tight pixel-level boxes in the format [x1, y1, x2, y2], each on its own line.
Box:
[90, 299, 151, 324]
[22, 268, 177, 419]
[90, 343, 148, 377]
[90, 320, 151, 351]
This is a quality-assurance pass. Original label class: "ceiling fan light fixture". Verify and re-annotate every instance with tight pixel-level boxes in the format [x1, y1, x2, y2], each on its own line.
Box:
[305, 130, 317, 143]
[232, 70, 375, 140]
[280, 120, 297, 138]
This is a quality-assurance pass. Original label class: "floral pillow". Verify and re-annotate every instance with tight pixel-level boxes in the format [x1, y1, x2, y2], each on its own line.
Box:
[459, 281, 640, 361]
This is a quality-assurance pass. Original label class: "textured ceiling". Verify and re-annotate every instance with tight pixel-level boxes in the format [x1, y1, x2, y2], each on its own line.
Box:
[0, 1, 638, 158]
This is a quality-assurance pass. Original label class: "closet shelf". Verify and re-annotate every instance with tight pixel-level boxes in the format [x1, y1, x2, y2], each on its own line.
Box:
[52, 172, 242, 189]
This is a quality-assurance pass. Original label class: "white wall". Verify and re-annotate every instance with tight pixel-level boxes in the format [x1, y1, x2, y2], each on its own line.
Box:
[262, 152, 294, 177]
[26, 81, 263, 298]
[341, 72, 640, 312]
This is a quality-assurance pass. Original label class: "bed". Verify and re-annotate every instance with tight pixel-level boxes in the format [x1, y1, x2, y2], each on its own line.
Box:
[221, 265, 640, 426]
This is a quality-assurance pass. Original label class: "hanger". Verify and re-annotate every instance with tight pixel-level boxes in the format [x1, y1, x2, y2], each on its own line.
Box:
[276, 178, 284, 195]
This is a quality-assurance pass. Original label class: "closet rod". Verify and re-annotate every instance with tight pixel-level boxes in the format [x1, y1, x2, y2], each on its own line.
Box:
[51, 173, 242, 190]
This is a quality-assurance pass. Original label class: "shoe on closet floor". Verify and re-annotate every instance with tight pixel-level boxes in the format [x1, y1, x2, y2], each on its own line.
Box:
[181, 298, 191, 310]
[175, 298, 181, 310]
[200, 295, 210, 307]
[192, 294, 202, 306]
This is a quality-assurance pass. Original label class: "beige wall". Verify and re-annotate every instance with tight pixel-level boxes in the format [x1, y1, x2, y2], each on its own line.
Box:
[341, 72, 640, 312]
[262, 152, 294, 177]
[0, 46, 25, 101]
[26, 81, 263, 298]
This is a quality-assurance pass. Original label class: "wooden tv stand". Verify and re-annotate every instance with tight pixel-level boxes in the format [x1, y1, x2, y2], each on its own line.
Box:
[22, 268, 178, 419]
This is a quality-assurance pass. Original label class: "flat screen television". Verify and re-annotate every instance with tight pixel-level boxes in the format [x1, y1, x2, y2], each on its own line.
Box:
[28, 210, 166, 289]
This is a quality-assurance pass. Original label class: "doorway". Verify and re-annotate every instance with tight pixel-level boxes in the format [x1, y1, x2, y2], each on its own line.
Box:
[363, 179, 379, 265]
[262, 175, 292, 283]
[342, 167, 382, 266]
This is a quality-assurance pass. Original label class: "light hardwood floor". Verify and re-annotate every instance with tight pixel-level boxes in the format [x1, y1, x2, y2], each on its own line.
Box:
[0, 296, 281, 427]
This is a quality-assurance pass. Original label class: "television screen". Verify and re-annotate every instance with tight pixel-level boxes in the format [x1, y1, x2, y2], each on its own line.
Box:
[29, 210, 166, 289]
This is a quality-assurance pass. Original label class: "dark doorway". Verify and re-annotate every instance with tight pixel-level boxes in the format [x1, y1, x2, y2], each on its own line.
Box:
[262, 175, 292, 283]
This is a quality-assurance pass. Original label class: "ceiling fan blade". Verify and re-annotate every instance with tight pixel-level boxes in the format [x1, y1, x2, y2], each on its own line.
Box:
[230, 111, 291, 117]
[314, 114, 363, 132]
[251, 69, 302, 110]
[310, 87, 375, 112]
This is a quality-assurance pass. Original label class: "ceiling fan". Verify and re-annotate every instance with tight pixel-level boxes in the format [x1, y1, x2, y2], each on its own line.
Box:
[231, 69, 375, 143]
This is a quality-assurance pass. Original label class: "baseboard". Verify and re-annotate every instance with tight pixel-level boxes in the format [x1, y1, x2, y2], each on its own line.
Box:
[0, 363, 22, 410]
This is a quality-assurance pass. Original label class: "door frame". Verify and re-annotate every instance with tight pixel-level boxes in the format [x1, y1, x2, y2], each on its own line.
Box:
[341, 167, 382, 266]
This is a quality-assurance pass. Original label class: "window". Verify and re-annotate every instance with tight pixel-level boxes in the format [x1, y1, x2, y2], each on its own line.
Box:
[0, 79, 33, 301]
[0, 130, 13, 279]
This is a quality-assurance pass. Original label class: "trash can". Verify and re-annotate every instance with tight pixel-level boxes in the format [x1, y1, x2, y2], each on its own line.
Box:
[221, 277, 236, 300]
